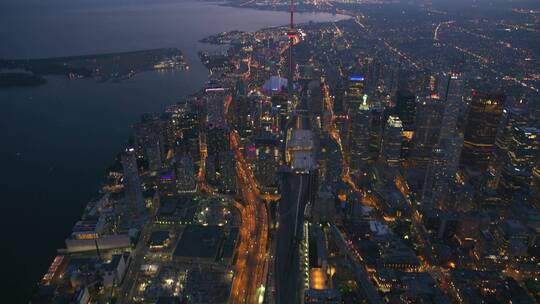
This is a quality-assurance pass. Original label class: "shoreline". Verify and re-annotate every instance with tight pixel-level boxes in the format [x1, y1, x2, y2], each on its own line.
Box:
[17, 5, 351, 301]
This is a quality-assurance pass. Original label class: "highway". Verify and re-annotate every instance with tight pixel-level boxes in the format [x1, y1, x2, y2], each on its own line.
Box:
[228, 120, 269, 303]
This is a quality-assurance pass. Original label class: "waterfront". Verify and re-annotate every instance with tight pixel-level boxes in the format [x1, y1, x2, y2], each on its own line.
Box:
[0, 0, 347, 301]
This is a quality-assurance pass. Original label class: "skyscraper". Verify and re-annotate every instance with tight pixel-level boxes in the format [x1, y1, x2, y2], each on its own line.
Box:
[254, 136, 280, 192]
[412, 96, 444, 168]
[349, 95, 372, 174]
[382, 116, 403, 167]
[145, 137, 162, 172]
[121, 148, 144, 211]
[438, 72, 464, 139]
[488, 107, 528, 188]
[394, 89, 416, 131]
[460, 92, 505, 170]
[176, 154, 197, 193]
[394, 90, 416, 161]
[346, 75, 365, 105]
[422, 135, 464, 211]
[499, 127, 540, 198]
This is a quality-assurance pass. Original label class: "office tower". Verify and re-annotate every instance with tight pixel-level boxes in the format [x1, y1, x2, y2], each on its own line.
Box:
[438, 72, 464, 139]
[368, 107, 385, 163]
[346, 75, 365, 102]
[422, 146, 446, 211]
[205, 126, 231, 191]
[176, 154, 196, 193]
[121, 148, 144, 211]
[345, 75, 365, 115]
[349, 95, 372, 174]
[272, 94, 290, 132]
[219, 151, 236, 193]
[205, 89, 226, 128]
[145, 136, 162, 172]
[443, 135, 464, 178]
[461, 92, 504, 170]
[307, 80, 324, 116]
[317, 135, 343, 188]
[499, 127, 540, 198]
[366, 57, 381, 94]
[231, 95, 252, 137]
[495, 108, 529, 156]
[254, 136, 280, 192]
[206, 126, 230, 156]
[134, 113, 167, 158]
[172, 107, 200, 156]
[488, 107, 528, 188]
[258, 97, 275, 135]
[422, 135, 463, 211]
[382, 116, 403, 167]
[394, 90, 416, 131]
[394, 90, 416, 161]
[412, 96, 444, 168]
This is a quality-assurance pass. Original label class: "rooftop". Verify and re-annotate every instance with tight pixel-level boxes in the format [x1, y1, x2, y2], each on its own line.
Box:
[173, 225, 224, 260]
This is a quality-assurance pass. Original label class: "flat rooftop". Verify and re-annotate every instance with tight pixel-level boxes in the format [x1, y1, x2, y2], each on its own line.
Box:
[149, 231, 170, 247]
[173, 225, 224, 260]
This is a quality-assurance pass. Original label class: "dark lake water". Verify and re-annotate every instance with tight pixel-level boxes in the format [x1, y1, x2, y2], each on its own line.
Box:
[0, 0, 347, 301]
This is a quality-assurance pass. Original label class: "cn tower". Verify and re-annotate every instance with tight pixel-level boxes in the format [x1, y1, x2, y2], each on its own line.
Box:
[287, 0, 296, 94]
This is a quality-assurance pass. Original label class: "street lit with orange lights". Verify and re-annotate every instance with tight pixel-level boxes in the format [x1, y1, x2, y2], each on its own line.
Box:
[229, 131, 269, 304]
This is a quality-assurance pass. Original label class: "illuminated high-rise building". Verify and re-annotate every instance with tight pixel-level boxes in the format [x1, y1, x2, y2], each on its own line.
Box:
[394, 90, 416, 160]
[349, 95, 372, 174]
[253, 136, 280, 193]
[460, 92, 504, 170]
[317, 135, 342, 188]
[381, 116, 403, 167]
[422, 135, 463, 211]
[231, 95, 252, 137]
[365, 105, 385, 163]
[134, 113, 166, 158]
[499, 127, 540, 198]
[121, 148, 144, 211]
[346, 75, 365, 102]
[145, 136, 162, 172]
[218, 151, 236, 194]
[488, 107, 528, 188]
[176, 154, 197, 193]
[438, 72, 464, 139]
[345, 75, 365, 113]
[394, 89, 416, 131]
[412, 96, 444, 168]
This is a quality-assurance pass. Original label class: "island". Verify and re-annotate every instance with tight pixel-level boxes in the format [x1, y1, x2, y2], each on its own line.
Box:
[0, 48, 188, 86]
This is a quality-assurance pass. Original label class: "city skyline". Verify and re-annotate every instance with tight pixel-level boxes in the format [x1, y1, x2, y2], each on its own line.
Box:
[1, 0, 540, 303]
